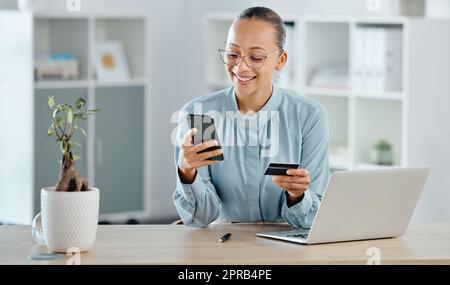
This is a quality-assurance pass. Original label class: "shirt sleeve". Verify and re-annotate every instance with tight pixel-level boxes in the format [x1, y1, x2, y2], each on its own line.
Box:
[281, 105, 331, 229]
[172, 111, 222, 228]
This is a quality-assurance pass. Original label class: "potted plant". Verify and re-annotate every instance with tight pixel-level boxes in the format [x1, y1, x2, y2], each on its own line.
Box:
[32, 97, 100, 253]
[370, 139, 393, 166]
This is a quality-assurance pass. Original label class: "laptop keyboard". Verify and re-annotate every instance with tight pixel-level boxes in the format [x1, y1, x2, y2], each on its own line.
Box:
[286, 232, 308, 239]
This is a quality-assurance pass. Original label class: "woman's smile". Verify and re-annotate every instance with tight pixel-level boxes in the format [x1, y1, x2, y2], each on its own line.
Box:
[233, 71, 257, 85]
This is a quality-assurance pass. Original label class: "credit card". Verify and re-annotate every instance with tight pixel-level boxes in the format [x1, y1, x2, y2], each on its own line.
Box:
[264, 163, 299, 176]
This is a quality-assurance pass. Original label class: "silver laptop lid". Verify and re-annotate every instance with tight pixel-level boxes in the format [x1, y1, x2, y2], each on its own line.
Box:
[306, 167, 431, 244]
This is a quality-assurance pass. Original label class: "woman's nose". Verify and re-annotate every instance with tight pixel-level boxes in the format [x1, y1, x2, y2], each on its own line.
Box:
[233, 57, 251, 73]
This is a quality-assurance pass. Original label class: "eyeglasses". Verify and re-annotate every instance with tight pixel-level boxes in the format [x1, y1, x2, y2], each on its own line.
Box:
[218, 48, 283, 70]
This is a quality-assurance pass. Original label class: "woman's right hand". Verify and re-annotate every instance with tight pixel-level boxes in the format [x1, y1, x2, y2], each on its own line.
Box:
[178, 128, 223, 184]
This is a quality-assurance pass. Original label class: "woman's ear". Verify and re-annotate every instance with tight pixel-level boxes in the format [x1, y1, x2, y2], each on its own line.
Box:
[276, 50, 288, 71]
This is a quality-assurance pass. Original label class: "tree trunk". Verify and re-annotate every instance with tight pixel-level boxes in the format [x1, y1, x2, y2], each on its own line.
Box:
[55, 152, 89, 192]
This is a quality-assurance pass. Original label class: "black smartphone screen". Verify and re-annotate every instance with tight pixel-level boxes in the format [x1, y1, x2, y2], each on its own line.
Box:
[187, 114, 224, 161]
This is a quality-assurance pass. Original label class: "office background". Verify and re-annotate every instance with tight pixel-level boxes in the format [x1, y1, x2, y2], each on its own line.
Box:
[0, 0, 449, 225]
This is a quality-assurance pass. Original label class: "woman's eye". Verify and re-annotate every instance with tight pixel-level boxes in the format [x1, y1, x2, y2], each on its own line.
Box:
[226, 52, 239, 59]
[250, 56, 265, 62]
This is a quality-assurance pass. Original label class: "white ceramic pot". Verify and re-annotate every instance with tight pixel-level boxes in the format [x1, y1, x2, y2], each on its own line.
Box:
[31, 187, 100, 253]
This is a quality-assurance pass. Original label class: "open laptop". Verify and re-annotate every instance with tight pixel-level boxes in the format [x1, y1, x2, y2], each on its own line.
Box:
[257, 167, 431, 244]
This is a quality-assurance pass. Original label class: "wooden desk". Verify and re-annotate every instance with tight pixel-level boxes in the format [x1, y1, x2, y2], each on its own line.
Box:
[1, 223, 450, 265]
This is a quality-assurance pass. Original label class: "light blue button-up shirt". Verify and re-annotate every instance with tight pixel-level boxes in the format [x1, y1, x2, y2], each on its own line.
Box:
[173, 86, 330, 229]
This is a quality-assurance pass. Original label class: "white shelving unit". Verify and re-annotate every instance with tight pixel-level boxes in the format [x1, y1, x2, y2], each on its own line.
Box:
[299, 16, 409, 171]
[204, 14, 425, 172]
[0, 11, 153, 225]
[31, 13, 152, 224]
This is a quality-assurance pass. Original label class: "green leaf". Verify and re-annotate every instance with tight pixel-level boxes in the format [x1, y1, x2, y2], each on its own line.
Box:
[78, 126, 87, 136]
[46, 125, 55, 137]
[52, 106, 61, 118]
[88, 108, 101, 112]
[67, 109, 73, 124]
[72, 142, 82, 148]
[73, 113, 83, 120]
[76, 98, 86, 109]
[73, 155, 81, 160]
[47, 123, 55, 137]
[48, 96, 55, 109]
[61, 104, 71, 113]
[54, 116, 64, 126]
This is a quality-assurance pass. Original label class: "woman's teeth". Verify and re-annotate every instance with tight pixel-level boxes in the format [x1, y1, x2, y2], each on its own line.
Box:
[235, 74, 256, 82]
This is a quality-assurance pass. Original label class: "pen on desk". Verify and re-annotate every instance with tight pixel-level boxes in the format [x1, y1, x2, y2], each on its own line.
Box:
[218, 232, 231, 243]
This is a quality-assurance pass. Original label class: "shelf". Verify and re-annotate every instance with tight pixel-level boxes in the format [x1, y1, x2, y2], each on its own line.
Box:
[354, 91, 405, 101]
[95, 78, 147, 88]
[302, 15, 408, 25]
[34, 78, 148, 89]
[34, 18, 89, 81]
[354, 163, 398, 170]
[301, 86, 405, 101]
[301, 86, 350, 98]
[34, 13, 89, 20]
[94, 17, 147, 80]
[354, 98, 402, 166]
[330, 159, 350, 170]
[34, 80, 89, 90]
[304, 22, 349, 89]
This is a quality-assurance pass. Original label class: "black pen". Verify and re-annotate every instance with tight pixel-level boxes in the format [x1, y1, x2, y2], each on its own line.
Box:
[218, 232, 231, 242]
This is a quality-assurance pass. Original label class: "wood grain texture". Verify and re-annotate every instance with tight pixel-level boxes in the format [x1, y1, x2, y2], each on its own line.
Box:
[1, 223, 450, 265]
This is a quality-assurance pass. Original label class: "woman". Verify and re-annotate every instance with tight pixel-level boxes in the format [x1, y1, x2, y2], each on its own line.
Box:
[173, 7, 330, 229]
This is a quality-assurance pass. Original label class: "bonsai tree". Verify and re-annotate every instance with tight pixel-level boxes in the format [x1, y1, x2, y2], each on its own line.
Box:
[46, 96, 99, 192]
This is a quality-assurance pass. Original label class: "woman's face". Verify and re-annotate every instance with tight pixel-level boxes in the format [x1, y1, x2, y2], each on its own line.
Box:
[225, 18, 287, 97]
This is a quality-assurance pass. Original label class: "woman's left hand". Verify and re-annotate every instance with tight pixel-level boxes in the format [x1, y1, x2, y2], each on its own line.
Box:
[272, 168, 311, 204]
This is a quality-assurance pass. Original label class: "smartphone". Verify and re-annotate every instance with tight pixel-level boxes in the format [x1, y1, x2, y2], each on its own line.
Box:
[187, 114, 224, 161]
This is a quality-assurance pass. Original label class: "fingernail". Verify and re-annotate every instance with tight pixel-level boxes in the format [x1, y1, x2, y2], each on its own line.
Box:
[213, 140, 218, 145]
[286, 169, 292, 175]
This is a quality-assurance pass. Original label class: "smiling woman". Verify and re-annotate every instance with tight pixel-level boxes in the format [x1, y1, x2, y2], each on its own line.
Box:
[173, 7, 331, 230]
[223, 7, 288, 114]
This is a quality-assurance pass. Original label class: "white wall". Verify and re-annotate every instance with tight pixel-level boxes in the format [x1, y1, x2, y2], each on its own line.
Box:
[0, 10, 33, 224]
[408, 19, 450, 223]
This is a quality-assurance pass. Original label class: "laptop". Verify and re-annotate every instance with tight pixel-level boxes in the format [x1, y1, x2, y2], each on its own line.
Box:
[257, 167, 431, 244]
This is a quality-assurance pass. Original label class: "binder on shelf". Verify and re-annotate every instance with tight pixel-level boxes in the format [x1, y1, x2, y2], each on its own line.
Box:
[352, 25, 403, 93]
[384, 27, 403, 91]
